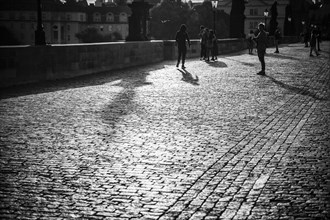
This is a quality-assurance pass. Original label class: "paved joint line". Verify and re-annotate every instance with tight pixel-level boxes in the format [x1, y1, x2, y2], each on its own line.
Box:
[158, 58, 328, 220]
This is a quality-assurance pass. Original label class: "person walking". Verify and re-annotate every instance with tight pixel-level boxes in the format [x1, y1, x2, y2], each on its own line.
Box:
[199, 25, 206, 60]
[315, 25, 322, 51]
[212, 32, 218, 61]
[310, 27, 320, 57]
[205, 29, 215, 62]
[274, 26, 281, 53]
[175, 24, 191, 69]
[254, 22, 268, 75]
[247, 30, 254, 54]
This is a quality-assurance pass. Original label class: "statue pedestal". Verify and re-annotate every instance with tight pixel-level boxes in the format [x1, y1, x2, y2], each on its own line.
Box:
[126, 0, 152, 41]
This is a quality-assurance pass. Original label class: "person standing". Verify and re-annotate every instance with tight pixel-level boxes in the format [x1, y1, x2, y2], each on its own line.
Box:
[315, 25, 322, 51]
[247, 30, 254, 54]
[254, 23, 268, 75]
[212, 32, 218, 61]
[199, 25, 206, 60]
[205, 29, 215, 62]
[274, 26, 281, 53]
[175, 24, 191, 69]
[310, 27, 320, 57]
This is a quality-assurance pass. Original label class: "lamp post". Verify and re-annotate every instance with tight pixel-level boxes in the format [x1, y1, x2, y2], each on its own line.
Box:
[264, 9, 269, 31]
[35, 0, 46, 45]
[211, 0, 218, 33]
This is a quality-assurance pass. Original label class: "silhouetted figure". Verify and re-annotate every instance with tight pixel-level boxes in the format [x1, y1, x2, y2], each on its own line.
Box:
[175, 24, 191, 69]
[274, 26, 281, 53]
[247, 30, 254, 54]
[315, 25, 322, 51]
[212, 32, 218, 61]
[199, 25, 206, 60]
[310, 27, 320, 57]
[254, 23, 268, 75]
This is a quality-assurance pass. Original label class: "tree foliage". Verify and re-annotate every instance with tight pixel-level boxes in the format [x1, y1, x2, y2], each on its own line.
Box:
[0, 26, 20, 45]
[150, 0, 190, 40]
[230, 0, 246, 38]
[269, 1, 278, 35]
[150, 0, 230, 40]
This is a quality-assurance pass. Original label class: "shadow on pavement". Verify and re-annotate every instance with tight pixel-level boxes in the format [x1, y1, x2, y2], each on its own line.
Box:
[266, 53, 302, 61]
[0, 63, 168, 100]
[101, 71, 151, 129]
[205, 60, 228, 68]
[266, 75, 326, 101]
[177, 69, 199, 85]
[223, 57, 255, 67]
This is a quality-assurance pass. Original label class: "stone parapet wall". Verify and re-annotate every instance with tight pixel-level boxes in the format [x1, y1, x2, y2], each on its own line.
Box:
[0, 37, 299, 88]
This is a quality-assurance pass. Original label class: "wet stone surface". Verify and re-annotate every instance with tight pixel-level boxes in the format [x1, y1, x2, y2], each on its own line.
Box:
[0, 43, 330, 219]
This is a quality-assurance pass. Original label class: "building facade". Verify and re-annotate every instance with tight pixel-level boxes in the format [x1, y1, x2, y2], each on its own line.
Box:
[0, 0, 131, 45]
[216, 0, 289, 36]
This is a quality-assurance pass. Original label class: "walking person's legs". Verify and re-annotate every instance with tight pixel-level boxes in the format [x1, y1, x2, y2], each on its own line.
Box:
[275, 40, 279, 53]
[177, 48, 182, 67]
[310, 47, 314, 56]
[182, 47, 187, 68]
[257, 49, 266, 75]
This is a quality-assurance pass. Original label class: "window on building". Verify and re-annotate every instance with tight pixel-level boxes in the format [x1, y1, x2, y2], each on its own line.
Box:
[106, 12, 114, 22]
[67, 24, 70, 31]
[100, 25, 104, 31]
[42, 13, 46, 20]
[249, 22, 253, 29]
[108, 25, 112, 32]
[54, 30, 58, 40]
[254, 9, 258, 16]
[9, 12, 15, 20]
[80, 14, 84, 21]
[67, 14, 71, 21]
[93, 13, 101, 22]
[30, 13, 36, 20]
[249, 8, 258, 16]
[119, 12, 127, 22]
[20, 13, 25, 20]
[68, 35, 70, 41]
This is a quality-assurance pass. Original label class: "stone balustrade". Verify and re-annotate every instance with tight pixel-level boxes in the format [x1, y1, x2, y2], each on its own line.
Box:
[0, 36, 299, 88]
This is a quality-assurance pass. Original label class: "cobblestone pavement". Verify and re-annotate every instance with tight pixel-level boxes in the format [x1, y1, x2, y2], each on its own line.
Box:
[1, 42, 330, 220]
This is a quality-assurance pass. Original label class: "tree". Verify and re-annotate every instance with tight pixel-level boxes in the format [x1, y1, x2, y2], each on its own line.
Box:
[269, 1, 278, 35]
[193, 1, 230, 39]
[0, 26, 20, 45]
[230, 0, 246, 38]
[150, 0, 191, 40]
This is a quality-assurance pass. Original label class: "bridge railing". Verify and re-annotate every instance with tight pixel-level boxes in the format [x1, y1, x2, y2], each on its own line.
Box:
[0, 36, 299, 88]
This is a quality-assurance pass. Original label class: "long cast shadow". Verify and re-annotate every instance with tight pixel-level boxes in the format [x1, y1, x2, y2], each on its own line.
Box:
[0, 63, 167, 100]
[101, 71, 152, 130]
[177, 69, 199, 85]
[206, 60, 228, 68]
[266, 75, 326, 101]
[266, 53, 302, 61]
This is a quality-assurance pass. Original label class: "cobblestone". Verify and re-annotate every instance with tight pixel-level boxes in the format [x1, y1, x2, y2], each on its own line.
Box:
[0, 42, 330, 219]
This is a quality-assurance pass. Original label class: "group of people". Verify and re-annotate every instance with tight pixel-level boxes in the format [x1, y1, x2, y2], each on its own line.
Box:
[246, 26, 281, 55]
[174, 22, 270, 75]
[199, 26, 218, 62]
[174, 24, 219, 69]
[175, 22, 322, 76]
